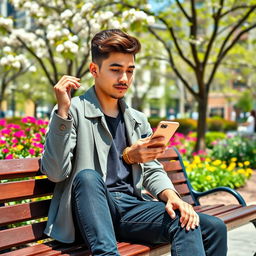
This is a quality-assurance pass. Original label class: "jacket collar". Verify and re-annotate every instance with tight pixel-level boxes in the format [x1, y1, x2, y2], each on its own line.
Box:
[81, 86, 142, 125]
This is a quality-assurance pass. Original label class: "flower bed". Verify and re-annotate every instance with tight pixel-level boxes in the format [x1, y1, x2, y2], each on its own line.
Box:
[0, 117, 48, 159]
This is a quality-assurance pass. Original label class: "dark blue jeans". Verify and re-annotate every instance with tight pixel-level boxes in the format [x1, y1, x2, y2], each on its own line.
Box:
[71, 169, 227, 256]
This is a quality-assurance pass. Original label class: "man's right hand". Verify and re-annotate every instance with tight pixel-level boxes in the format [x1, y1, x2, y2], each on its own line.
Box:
[54, 75, 81, 119]
[124, 136, 166, 164]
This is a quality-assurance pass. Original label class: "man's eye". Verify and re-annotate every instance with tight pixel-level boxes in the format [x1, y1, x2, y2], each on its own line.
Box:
[127, 70, 134, 74]
[111, 69, 120, 72]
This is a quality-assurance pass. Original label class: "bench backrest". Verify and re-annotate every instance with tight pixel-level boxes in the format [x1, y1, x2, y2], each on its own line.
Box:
[0, 147, 195, 251]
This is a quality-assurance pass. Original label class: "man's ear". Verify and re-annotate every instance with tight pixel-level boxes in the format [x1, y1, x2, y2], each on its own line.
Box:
[89, 62, 99, 78]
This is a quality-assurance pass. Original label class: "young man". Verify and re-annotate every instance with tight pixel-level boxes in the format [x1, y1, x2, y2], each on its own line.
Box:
[41, 29, 227, 256]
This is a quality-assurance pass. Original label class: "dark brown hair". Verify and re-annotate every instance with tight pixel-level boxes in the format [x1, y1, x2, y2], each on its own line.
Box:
[91, 29, 141, 67]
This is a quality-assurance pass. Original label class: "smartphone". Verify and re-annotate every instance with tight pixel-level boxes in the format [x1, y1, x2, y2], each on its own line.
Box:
[150, 121, 180, 147]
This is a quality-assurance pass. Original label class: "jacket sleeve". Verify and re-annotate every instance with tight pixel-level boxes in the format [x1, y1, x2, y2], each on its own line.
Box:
[41, 110, 77, 183]
[141, 117, 178, 198]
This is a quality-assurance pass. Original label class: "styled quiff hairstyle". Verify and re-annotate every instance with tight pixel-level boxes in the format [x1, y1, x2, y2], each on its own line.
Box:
[91, 29, 141, 67]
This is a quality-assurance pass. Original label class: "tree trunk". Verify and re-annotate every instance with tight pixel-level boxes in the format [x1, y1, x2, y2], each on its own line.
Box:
[194, 96, 208, 152]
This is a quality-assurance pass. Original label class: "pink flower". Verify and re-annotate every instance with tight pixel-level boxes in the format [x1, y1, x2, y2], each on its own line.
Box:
[2, 148, 9, 154]
[35, 133, 42, 138]
[28, 148, 35, 155]
[32, 143, 44, 149]
[7, 124, 21, 129]
[1, 128, 11, 135]
[0, 139, 6, 145]
[11, 138, 18, 144]
[0, 119, 7, 126]
[180, 148, 187, 154]
[5, 154, 13, 159]
[13, 130, 26, 138]
[22, 116, 36, 124]
[39, 128, 47, 134]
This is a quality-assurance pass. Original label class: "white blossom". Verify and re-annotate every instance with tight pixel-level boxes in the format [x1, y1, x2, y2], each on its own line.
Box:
[146, 16, 155, 25]
[3, 46, 12, 53]
[61, 9, 73, 20]
[0, 17, 13, 31]
[12, 61, 21, 69]
[28, 66, 37, 72]
[108, 20, 121, 29]
[81, 3, 93, 15]
[56, 44, 64, 52]
[69, 35, 78, 42]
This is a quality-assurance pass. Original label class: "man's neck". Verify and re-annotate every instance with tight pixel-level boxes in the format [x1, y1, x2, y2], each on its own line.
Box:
[94, 87, 120, 118]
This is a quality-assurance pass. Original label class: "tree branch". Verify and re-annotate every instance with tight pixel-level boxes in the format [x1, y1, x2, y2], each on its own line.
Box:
[206, 23, 256, 93]
[189, 0, 200, 68]
[218, 6, 256, 59]
[174, 0, 191, 21]
[148, 26, 199, 100]
[220, 4, 256, 18]
[16, 36, 55, 86]
[202, 0, 224, 69]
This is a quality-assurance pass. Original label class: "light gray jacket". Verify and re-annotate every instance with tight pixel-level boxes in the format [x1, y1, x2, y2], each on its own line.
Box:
[41, 86, 175, 243]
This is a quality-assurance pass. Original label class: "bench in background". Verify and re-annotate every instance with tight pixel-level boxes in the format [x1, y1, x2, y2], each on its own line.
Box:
[0, 147, 256, 255]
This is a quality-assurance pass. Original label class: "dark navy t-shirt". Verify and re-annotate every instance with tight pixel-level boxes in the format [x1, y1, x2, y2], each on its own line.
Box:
[104, 112, 134, 195]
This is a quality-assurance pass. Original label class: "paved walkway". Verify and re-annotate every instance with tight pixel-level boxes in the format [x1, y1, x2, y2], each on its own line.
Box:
[228, 221, 256, 256]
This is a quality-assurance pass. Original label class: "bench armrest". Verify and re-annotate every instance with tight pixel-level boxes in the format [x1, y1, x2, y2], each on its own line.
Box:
[191, 187, 246, 207]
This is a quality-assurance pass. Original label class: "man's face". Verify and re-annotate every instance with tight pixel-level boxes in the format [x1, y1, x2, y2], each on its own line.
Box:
[91, 52, 135, 101]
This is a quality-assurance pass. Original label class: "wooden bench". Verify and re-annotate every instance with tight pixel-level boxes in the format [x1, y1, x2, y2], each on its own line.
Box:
[0, 147, 256, 256]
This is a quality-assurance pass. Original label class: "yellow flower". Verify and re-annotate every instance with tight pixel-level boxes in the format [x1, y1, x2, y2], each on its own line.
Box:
[221, 164, 227, 169]
[244, 161, 250, 166]
[212, 159, 222, 166]
[183, 160, 189, 167]
[231, 157, 237, 162]
[238, 163, 244, 168]
[194, 156, 201, 164]
[237, 169, 245, 174]
[207, 166, 216, 172]
[16, 145, 24, 151]
[206, 175, 212, 181]
[205, 158, 211, 162]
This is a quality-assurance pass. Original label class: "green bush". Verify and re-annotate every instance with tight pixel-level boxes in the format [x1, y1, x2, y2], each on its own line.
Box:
[207, 117, 225, 131]
[210, 135, 256, 168]
[148, 117, 165, 128]
[205, 131, 226, 148]
[223, 119, 238, 131]
[172, 118, 197, 134]
[207, 117, 238, 132]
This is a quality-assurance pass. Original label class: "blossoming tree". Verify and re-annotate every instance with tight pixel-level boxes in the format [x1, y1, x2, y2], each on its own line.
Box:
[0, 16, 36, 111]
[118, 0, 256, 151]
[0, 0, 155, 96]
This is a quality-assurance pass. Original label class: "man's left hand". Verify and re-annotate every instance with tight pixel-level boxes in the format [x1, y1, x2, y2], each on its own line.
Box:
[159, 189, 200, 231]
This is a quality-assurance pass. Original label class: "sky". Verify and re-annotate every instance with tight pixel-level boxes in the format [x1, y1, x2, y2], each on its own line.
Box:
[148, 0, 175, 12]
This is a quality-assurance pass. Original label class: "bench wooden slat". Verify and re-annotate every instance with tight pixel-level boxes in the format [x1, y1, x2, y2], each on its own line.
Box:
[173, 183, 190, 195]
[161, 161, 183, 172]
[157, 148, 178, 160]
[216, 205, 256, 230]
[34, 251, 62, 256]
[1, 243, 53, 256]
[0, 158, 40, 179]
[168, 172, 186, 184]
[0, 179, 54, 203]
[180, 195, 195, 205]
[0, 200, 51, 226]
[0, 222, 47, 250]
[194, 204, 225, 212]
[201, 205, 242, 216]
